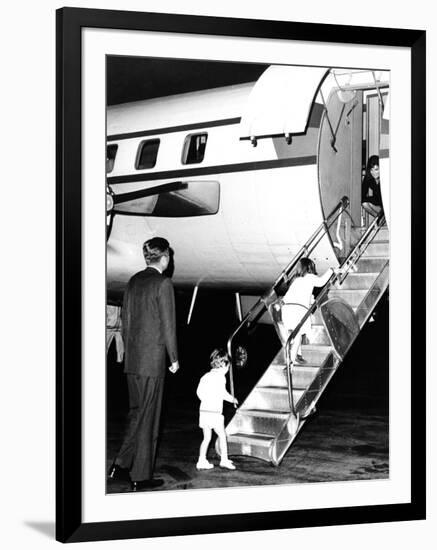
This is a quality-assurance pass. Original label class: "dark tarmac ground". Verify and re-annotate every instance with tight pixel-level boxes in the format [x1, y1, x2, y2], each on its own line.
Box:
[106, 291, 389, 493]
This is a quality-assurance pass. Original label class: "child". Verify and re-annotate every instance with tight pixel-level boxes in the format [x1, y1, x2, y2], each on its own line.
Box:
[281, 258, 336, 363]
[196, 348, 238, 470]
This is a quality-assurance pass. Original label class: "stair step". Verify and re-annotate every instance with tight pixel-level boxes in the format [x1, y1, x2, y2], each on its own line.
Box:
[328, 288, 368, 307]
[228, 432, 275, 447]
[271, 344, 331, 367]
[338, 272, 379, 290]
[227, 432, 276, 461]
[361, 242, 389, 257]
[237, 408, 290, 418]
[371, 228, 390, 242]
[271, 348, 286, 365]
[259, 363, 320, 388]
[243, 386, 304, 411]
[230, 408, 291, 436]
[300, 344, 332, 364]
[306, 324, 331, 345]
[354, 256, 388, 273]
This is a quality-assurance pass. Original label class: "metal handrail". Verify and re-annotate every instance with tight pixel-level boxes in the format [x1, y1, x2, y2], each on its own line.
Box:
[283, 212, 386, 412]
[226, 196, 350, 399]
[336, 213, 386, 284]
[269, 195, 350, 296]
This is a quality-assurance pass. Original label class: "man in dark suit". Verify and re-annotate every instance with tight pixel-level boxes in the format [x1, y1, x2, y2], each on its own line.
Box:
[108, 237, 179, 491]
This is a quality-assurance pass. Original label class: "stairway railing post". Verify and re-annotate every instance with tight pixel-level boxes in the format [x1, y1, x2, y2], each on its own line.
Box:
[285, 340, 295, 414]
[227, 340, 236, 407]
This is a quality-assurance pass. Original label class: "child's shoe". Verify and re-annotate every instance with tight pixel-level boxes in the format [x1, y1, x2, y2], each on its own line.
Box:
[196, 458, 214, 470]
[219, 459, 236, 470]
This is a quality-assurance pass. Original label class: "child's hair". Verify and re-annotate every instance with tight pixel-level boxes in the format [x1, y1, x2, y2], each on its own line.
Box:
[209, 348, 230, 369]
[142, 237, 170, 264]
[296, 258, 317, 277]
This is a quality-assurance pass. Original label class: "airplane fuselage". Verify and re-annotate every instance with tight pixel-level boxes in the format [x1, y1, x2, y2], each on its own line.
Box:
[106, 67, 389, 301]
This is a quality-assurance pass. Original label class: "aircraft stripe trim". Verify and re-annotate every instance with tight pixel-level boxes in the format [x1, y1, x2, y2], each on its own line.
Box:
[108, 118, 241, 141]
[107, 104, 324, 142]
[107, 156, 318, 185]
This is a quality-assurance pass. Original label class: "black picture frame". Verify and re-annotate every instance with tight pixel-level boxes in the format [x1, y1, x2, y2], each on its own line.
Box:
[56, 7, 426, 543]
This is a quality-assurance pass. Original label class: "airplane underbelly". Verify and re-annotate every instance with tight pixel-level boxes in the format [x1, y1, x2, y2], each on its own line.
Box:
[107, 164, 337, 296]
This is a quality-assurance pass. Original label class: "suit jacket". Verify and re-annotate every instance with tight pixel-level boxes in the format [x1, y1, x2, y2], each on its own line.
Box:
[122, 267, 178, 377]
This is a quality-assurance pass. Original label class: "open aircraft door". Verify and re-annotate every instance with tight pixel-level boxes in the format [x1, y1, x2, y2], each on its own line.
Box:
[318, 84, 364, 250]
[318, 72, 390, 259]
[380, 92, 390, 227]
[239, 65, 329, 145]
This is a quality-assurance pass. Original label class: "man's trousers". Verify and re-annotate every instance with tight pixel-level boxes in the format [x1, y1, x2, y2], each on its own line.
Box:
[116, 374, 164, 481]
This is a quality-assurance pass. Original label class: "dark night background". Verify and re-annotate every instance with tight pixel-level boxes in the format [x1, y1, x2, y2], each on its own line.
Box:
[106, 55, 389, 481]
[108, 290, 389, 426]
[107, 56, 268, 104]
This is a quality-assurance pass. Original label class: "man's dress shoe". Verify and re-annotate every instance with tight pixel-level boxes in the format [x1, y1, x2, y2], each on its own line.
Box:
[107, 462, 131, 481]
[130, 478, 164, 491]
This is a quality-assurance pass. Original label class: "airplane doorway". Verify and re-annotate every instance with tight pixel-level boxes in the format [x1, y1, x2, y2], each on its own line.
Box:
[318, 82, 389, 258]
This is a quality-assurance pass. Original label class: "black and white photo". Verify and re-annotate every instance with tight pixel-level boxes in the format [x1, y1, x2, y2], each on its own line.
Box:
[56, 8, 426, 543]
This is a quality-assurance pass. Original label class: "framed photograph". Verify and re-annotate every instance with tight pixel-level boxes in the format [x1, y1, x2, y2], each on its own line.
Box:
[56, 7, 426, 543]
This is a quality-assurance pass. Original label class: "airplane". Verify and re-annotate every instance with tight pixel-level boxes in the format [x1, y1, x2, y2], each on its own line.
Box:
[106, 63, 390, 465]
[106, 64, 389, 320]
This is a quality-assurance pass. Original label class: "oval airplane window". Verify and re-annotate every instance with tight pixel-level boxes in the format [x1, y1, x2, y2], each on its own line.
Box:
[135, 139, 160, 170]
[106, 144, 118, 173]
[181, 133, 208, 165]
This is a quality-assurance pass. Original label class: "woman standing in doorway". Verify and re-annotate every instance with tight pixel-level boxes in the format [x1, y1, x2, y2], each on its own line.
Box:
[362, 155, 383, 219]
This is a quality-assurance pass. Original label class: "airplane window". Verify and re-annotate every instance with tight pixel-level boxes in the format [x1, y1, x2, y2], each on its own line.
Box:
[136, 139, 160, 170]
[182, 133, 208, 165]
[106, 144, 118, 173]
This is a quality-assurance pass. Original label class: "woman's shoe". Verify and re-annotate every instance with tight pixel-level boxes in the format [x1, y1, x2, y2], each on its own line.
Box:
[295, 354, 307, 364]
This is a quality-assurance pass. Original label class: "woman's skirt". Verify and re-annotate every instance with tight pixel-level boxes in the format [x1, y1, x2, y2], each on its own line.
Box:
[281, 303, 311, 335]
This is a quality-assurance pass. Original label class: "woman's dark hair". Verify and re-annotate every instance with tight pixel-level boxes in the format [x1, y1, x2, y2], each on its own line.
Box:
[364, 155, 380, 180]
[296, 258, 317, 277]
[142, 237, 170, 264]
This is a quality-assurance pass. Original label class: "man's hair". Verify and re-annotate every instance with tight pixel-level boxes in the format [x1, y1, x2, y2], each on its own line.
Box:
[142, 237, 170, 264]
[209, 348, 230, 369]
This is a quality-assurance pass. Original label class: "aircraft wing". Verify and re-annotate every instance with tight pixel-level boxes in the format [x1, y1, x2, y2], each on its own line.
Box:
[107, 180, 219, 218]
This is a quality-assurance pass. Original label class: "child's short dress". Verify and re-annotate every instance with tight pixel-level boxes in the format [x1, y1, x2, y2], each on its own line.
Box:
[199, 410, 225, 431]
[282, 271, 334, 335]
[281, 302, 311, 336]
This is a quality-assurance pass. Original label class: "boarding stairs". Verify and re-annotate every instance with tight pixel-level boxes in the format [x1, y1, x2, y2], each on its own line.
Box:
[221, 197, 389, 466]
